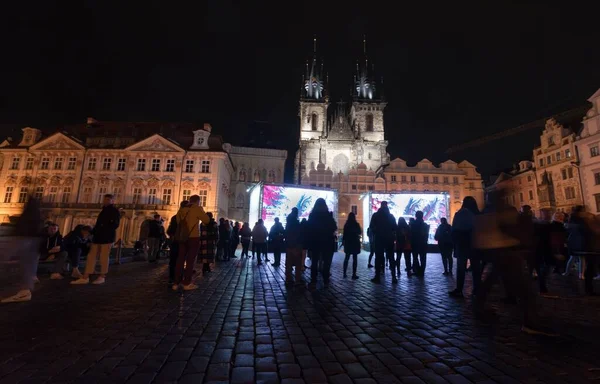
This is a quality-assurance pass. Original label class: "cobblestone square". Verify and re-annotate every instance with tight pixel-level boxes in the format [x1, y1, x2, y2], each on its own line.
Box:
[1, 252, 599, 383]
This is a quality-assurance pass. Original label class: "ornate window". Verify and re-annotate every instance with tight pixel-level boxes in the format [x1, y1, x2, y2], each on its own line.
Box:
[132, 187, 142, 204]
[137, 159, 146, 171]
[151, 159, 161, 172]
[198, 190, 208, 207]
[102, 158, 112, 171]
[25, 158, 34, 170]
[182, 189, 191, 201]
[253, 170, 260, 182]
[239, 169, 246, 181]
[67, 157, 77, 170]
[87, 158, 97, 171]
[34, 186, 44, 201]
[185, 160, 194, 173]
[147, 188, 157, 204]
[165, 159, 175, 172]
[162, 188, 172, 205]
[61, 187, 71, 203]
[10, 157, 20, 170]
[201, 160, 211, 173]
[267, 170, 275, 183]
[40, 157, 50, 170]
[97, 187, 107, 204]
[117, 158, 126, 171]
[4, 187, 14, 203]
[365, 113, 374, 132]
[18, 187, 28, 203]
[311, 113, 318, 131]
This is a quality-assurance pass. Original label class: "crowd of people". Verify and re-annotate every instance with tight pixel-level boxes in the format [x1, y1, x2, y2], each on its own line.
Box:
[2, 187, 599, 337]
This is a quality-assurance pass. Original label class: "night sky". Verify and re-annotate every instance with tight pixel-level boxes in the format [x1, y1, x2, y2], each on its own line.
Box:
[2, 2, 600, 182]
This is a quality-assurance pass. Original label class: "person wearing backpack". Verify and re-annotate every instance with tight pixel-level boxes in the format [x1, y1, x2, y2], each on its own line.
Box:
[172, 195, 209, 291]
[166, 201, 188, 286]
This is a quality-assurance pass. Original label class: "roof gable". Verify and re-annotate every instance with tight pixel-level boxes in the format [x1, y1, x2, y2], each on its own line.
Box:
[125, 134, 184, 153]
[29, 132, 85, 151]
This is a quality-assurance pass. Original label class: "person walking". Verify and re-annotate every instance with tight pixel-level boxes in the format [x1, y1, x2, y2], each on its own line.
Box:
[171, 195, 210, 291]
[369, 201, 398, 284]
[284, 208, 304, 285]
[342, 212, 361, 279]
[435, 218, 453, 275]
[306, 198, 337, 289]
[72, 194, 121, 285]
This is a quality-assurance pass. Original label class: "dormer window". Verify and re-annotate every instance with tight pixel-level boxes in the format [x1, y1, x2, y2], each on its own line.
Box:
[191, 129, 210, 150]
[548, 136, 555, 146]
[197, 137, 205, 145]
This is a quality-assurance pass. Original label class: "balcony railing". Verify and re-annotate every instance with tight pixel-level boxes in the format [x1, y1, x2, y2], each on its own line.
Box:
[39, 202, 177, 210]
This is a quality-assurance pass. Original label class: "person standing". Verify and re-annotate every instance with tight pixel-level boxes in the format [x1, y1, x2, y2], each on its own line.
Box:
[217, 218, 231, 261]
[199, 212, 219, 274]
[396, 218, 411, 276]
[410, 211, 430, 277]
[147, 214, 165, 263]
[300, 218, 309, 270]
[269, 218, 285, 267]
[306, 198, 337, 289]
[231, 221, 240, 258]
[342, 212, 361, 279]
[72, 194, 121, 285]
[239, 222, 252, 258]
[449, 196, 479, 297]
[369, 201, 398, 284]
[166, 201, 188, 285]
[367, 226, 375, 268]
[252, 220, 269, 265]
[435, 218, 453, 276]
[284, 208, 303, 285]
[172, 195, 209, 291]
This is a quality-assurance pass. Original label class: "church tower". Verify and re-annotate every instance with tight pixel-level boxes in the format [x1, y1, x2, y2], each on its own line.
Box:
[352, 36, 386, 143]
[295, 37, 329, 183]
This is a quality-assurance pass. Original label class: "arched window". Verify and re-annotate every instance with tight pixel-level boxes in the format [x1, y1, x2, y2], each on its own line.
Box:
[253, 170, 260, 182]
[267, 170, 275, 182]
[311, 113, 318, 131]
[238, 168, 246, 181]
[365, 113, 374, 132]
[261, 169, 267, 181]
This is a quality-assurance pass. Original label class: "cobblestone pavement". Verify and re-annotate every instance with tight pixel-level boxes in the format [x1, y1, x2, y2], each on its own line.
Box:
[1, 252, 600, 384]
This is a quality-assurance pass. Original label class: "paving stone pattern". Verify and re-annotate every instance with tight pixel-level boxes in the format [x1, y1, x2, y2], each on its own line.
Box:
[1, 252, 600, 383]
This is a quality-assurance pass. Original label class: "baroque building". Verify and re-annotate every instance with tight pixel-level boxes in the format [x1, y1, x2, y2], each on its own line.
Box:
[485, 161, 539, 213]
[575, 88, 600, 213]
[0, 119, 283, 244]
[294, 39, 389, 183]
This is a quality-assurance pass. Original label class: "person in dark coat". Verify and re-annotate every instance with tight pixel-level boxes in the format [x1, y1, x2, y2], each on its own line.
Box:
[396, 217, 411, 276]
[435, 217, 453, 275]
[449, 196, 480, 297]
[410, 211, 430, 277]
[217, 218, 231, 261]
[147, 214, 165, 262]
[239, 222, 252, 258]
[71, 194, 120, 285]
[306, 198, 337, 289]
[269, 218, 285, 267]
[300, 218, 309, 270]
[39, 222, 68, 280]
[166, 201, 188, 285]
[231, 221, 240, 258]
[370, 201, 398, 283]
[342, 212, 362, 279]
[63, 225, 92, 279]
[367, 226, 375, 268]
[199, 212, 219, 274]
[285, 208, 304, 284]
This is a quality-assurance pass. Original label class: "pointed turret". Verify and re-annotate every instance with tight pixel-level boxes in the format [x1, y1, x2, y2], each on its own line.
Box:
[354, 35, 383, 101]
[301, 36, 328, 102]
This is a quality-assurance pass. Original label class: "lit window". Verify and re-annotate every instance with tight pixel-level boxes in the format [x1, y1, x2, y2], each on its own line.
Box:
[67, 157, 77, 170]
[162, 188, 172, 205]
[591, 146, 600, 158]
[61, 187, 71, 203]
[165, 159, 175, 172]
[267, 170, 275, 182]
[132, 188, 142, 204]
[151, 159, 161, 172]
[34, 187, 44, 201]
[198, 190, 208, 207]
[4, 187, 14, 203]
[182, 189, 191, 201]
[201, 160, 211, 173]
[97, 187, 107, 203]
[88, 158, 97, 171]
[147, 188, 157, 204]
[48, 187, 58, 203]
[10, 157, 20, 170]
[82, 187, 92, 203]
[238, 169, 246, 181]
[137, 159, 146, 171]
[112, 188, 121, 202]
[25, 158, 34, 170]
[117, 158, 126, 171]
[185, 160, 194, 173]
[102, 158, 112, 171]
[253, 170, 260, 182]
[566, 149, 572, 158]
[18, 188, 28, 203]
[40, 158, 49, 170]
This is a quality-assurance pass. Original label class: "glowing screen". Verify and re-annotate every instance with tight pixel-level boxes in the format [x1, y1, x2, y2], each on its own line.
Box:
[260, 185, 337, 231]
[367, 193, 449, 244]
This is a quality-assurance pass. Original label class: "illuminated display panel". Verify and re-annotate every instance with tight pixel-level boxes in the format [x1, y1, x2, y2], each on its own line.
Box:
[365, 192, 449, 244]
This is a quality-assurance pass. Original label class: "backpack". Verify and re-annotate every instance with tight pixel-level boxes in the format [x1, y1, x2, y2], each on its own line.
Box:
[166, 216, 177, 237]
[173, 211, 194, 243]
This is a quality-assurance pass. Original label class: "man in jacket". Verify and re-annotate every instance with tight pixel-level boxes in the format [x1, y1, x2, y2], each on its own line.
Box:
[147, 214, 165, 263]
[285, 208, 303, 284]
[252, 220, 269, 265]
[369, 202, 398, 284]
[410, 211, 430, 277]
[40, 222, 68, 280]
[167, 201, 188, 285]
[269, 217, 285, 267]
[63, 225, 92, 279]
[173, 195, 210, 291]
[72, 194, 121, 285]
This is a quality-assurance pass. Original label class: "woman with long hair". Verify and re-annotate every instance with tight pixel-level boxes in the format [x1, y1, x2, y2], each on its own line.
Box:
[342, 212, 361, 279]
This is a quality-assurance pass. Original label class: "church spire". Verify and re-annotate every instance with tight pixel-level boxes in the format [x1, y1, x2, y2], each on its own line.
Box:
[354, 34, 381, 101]
[301, 35, 326, 101]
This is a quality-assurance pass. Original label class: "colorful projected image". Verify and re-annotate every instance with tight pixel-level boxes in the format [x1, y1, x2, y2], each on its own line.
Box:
[369, 193, 449, 244]
[261, 185, 337, 230]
